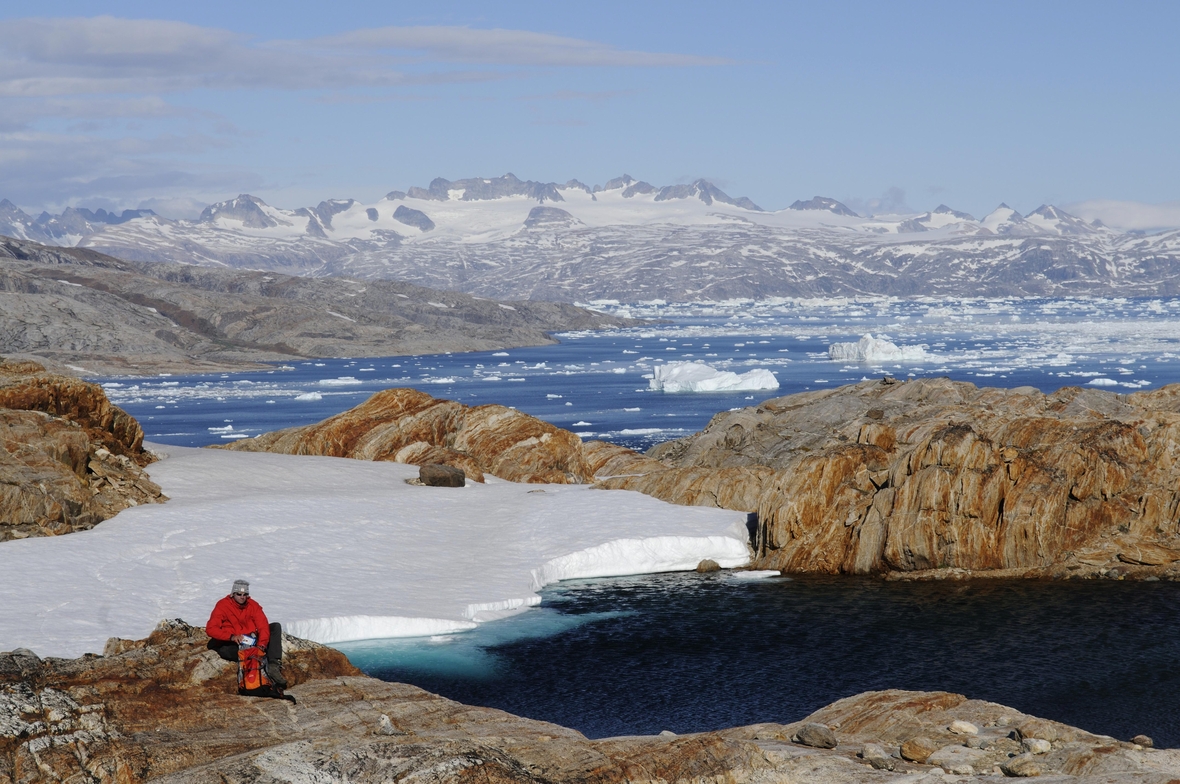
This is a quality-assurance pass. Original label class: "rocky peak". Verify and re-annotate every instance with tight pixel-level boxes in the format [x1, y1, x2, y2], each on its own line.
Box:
[199, 194, 289, 228]
[622, 180, 657, 197]
[406, 173, 565, 204]
[310, 198, 356, 230]
[788, 196, 858, 217]
[981, 203, 1041, 236]
[932, 204, 975, 220]
[1025, 204, 1099, 236]
[600, 174, 636, 191]
[654, 179, 763, 211]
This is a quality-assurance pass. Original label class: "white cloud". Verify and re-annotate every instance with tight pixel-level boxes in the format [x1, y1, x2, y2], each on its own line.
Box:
[1065, 199, 1180, 232]
[317, 26, 729, 68]
[0, 16, 727, 213]
[0, 17, 723, 99]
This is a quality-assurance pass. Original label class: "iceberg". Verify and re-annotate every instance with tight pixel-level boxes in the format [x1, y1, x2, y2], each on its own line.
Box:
[828, 334, 931, 363]
[649, 361, 779, 393]
[0, 447, 749, 657]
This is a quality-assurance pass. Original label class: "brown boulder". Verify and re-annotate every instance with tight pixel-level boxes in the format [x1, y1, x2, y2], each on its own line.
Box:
[418, 462, 465, 487]
[899, 736, 939, 763]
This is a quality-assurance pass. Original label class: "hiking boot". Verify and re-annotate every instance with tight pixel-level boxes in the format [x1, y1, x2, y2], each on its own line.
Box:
[269, 660, 288, 689]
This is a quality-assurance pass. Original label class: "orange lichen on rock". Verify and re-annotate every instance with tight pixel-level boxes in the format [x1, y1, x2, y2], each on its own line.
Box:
[599, 377, 1180, 577]
[0, 358, 163, 539]
[222, 387, 593, 484]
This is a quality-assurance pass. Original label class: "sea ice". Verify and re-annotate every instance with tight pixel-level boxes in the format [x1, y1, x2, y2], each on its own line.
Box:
[0, 447, 749, 658]
[827, 334, 931, 363]
[649, 361, 780, 393]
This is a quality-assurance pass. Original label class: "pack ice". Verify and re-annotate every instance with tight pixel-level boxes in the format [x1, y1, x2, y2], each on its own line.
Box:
[0, 447, 749, 658]
[649, 361, 780, 393]
[828, 334, 931, 363]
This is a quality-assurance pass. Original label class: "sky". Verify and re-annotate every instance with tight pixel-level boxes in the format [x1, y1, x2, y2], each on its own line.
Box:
[2, 0, 1178, 227]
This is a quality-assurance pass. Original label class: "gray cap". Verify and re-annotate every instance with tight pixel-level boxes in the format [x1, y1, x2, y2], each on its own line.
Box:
[231, 579, 250, 595]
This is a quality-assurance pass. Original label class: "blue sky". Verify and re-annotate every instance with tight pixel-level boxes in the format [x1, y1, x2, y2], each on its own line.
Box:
[2, 1, 1178, 225]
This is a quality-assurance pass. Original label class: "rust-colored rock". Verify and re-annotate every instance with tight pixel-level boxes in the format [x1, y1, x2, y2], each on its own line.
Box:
[0, 358, 163, 539]
[7, 631, 1173, 783]
[220, 387, 593, 484]
[603, 378, 1180, 576]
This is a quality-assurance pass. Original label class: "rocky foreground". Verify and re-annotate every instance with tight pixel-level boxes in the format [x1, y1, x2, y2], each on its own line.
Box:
[0, 236, 637, 376]
[0, 358, 163, 540]
[224, 379, 1180, 579]
[2, 621, 1174, 783]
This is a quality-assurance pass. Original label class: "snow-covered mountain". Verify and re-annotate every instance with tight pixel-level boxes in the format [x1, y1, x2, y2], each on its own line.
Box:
[3, 174, 1178, 301]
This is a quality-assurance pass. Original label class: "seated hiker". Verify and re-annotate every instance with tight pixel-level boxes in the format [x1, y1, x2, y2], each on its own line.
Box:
[206, 579, 287, 688]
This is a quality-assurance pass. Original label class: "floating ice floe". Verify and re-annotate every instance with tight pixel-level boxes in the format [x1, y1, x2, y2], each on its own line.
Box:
[1087, 378, 1119, 387]
[318, 376, 362, 386]
[294, 392, 323, 401]
[827, 334, 932, 363]
[0, 447, 749, 657]
[649, 361, 780, 393]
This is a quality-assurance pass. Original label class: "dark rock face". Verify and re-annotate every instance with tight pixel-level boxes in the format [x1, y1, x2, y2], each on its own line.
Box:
[0, 358, 164, 539]
[418, 463, 465, 487]
[524, 206, 580, 229]
[788, 196, 858, 216]
[392, 204, 435, 231]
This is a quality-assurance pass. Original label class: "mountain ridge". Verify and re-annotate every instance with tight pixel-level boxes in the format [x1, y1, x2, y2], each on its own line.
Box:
[3, 174, 1178, 302]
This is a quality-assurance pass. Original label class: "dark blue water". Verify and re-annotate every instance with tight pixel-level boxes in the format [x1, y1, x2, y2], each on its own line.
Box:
[340, 572, 1180, 746]
[101, 299, 1180, 451]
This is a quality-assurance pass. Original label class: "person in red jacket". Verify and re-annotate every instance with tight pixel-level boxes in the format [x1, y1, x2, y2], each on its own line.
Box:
[206, 579, 286, 687]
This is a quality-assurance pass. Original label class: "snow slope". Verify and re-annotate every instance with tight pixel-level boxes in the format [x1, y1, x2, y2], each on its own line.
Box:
[0, 447, 749, 658]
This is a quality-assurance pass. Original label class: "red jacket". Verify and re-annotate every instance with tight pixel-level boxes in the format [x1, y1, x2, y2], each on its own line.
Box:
[206, 595, 270, 649]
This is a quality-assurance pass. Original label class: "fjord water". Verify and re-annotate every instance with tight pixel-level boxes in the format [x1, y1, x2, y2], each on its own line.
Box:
[341, 572, 1180, 746]
[103, 297, 1180, 451]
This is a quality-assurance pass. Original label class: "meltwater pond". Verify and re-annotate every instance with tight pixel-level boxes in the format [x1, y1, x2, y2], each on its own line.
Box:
[340, 572, 1180, 747]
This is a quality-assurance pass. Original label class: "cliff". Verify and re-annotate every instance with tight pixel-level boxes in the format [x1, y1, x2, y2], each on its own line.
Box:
[0, 358, 163, 539]
[2, 622, 1173, 782]
[596, 377, 1180, 577]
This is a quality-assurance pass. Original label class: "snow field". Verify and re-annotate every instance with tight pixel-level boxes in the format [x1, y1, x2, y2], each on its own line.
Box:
[0, 447, 749, 658]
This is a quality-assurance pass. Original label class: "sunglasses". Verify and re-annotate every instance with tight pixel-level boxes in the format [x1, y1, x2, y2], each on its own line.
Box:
[232, 592, 249, 597]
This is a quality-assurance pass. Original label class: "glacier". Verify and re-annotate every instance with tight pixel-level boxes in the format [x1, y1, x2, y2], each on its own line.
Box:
[0, 446, 749, 658]
[649, 361, 779, 393]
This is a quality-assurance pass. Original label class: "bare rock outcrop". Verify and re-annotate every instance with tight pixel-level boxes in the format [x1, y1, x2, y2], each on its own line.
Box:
[219, 387, 594, 484]
[0, 358, 163, 539]
[4, 625, 1176, 782]
[595, 377, 1180, 577]
[1, 235, 641, 376]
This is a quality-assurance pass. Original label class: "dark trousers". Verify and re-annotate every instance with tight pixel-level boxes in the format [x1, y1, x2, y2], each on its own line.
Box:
[208, 622, 282, 664]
